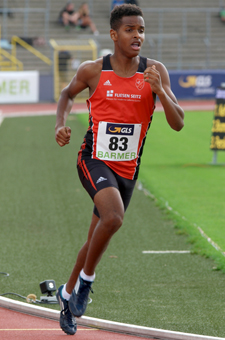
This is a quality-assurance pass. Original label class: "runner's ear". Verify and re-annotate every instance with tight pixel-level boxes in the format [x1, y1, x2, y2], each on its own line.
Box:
[110, 29, 117, 42]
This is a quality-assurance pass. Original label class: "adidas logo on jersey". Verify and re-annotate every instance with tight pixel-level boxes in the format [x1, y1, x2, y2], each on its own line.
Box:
[104, 80, 112, 86]
[96, 177, 107, 184]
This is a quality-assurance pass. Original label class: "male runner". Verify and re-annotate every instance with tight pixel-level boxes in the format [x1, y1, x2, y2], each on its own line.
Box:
[55, 4, 184, 335]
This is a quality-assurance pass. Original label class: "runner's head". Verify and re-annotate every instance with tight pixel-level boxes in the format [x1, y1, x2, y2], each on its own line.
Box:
[110, 4, 143, 31]
[110, 4, 145, 56]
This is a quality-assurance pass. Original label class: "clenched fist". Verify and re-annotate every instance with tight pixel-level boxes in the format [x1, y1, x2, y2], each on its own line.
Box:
[143, 65, 163, 95]
[55, 126, 71, 147]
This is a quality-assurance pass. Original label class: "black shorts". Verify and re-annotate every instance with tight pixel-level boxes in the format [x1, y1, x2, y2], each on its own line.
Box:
[77, 158, 136, 217]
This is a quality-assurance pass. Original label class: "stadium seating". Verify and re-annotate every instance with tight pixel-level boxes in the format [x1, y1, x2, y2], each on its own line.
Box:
[0, 0, 224, 72]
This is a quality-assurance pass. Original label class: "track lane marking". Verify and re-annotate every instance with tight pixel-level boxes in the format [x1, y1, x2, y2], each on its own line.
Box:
[0, 328, 99, 331]
[142, 250, 191, 254]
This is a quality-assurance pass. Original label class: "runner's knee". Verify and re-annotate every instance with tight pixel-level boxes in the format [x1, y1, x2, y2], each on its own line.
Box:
[102, 211, 123, 235]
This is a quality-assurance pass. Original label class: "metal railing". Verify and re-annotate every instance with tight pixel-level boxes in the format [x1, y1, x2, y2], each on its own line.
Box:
[11, 36, 52, 66]
[0, 7, 50, 42]
[0, 24, 23, 70]
[49, 38, 97, 101]
[143, 7, 221, 41]
[1, 4, 225, 70]
[0, 47, 23, 70]
[141, 7, 225, 69]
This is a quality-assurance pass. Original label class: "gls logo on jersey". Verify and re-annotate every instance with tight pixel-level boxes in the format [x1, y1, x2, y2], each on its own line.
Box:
[106, 123, 134, 135]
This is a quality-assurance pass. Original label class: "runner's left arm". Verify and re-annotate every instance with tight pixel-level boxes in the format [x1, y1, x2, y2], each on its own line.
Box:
[144, 61, 184, 131]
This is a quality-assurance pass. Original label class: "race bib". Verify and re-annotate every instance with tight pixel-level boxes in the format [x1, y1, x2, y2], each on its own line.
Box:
[96, 121, 142, 161]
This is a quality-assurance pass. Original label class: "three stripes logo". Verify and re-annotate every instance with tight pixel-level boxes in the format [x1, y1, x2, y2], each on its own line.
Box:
[96, 177, 107, 184]
[104, 80, 112, 86]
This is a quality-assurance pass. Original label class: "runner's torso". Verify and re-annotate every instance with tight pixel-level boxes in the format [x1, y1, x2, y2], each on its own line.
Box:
[78, 54, 155, 180]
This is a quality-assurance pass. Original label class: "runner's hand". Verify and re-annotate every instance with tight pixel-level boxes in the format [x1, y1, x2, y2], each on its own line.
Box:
[55, 126, 71, 147]
[144, 65, 163, 95]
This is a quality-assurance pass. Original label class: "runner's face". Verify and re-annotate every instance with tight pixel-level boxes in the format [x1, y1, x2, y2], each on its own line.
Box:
[116, 16, 145, 56]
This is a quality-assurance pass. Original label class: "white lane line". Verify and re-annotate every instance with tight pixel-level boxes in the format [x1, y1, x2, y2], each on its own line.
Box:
[136, 181, 225, 257]
[0, 296, 223, 340]
[142, 250, 191, 254]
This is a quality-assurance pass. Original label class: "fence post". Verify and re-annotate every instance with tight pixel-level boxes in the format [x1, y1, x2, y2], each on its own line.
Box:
[45, 0, 51, 42]
[23, 0, 30, 37]
[182, 11, 187, 43]
[157, 12, 164, 61]
[219, 0, 225, 8]
[89, 0, 93, 18]
[177, 36, 182, 70]
[3, 0, 8, 40]
[205, 10, 211, 69]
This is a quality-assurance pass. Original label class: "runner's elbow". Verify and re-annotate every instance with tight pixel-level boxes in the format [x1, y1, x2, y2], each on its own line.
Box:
[174, 120, 184, 131]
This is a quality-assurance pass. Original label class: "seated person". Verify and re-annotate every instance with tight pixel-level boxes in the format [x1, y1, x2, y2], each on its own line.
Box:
[77, 2, 99, 35]
[220, 7, 225, 22]
[58, 1, 80, 27]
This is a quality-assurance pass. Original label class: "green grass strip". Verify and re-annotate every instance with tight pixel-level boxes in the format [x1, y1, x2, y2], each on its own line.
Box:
[138, 110, 225, 271]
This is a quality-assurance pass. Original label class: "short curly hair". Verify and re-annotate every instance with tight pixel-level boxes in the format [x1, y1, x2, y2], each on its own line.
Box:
[110, 4, 143, 31]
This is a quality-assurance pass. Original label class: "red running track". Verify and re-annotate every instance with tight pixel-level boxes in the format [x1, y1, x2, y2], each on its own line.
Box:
[0, 99, 215, 117]
[0, 307, 155, 340]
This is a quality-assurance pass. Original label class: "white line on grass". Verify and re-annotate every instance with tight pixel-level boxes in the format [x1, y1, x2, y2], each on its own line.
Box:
[137, 181, 225, 258]
[197, 226, 225, 254]
[142, 250, 191, 254]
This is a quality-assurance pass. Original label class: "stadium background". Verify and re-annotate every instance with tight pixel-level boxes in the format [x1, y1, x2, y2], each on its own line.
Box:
[1, 0, 225, 339]
[1, 0, 225, 102]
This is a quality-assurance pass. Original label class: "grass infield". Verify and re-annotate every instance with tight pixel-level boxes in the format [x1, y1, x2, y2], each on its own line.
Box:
[0, 112, 225, 337]
[139, 110, 225, 271]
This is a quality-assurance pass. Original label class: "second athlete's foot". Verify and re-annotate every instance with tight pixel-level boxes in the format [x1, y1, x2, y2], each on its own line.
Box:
[56, 285, 77, 335]
[69, 275, 93, 317]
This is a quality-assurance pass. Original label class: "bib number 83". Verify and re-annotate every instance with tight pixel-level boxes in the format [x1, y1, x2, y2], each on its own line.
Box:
[109, 136, 128, 151]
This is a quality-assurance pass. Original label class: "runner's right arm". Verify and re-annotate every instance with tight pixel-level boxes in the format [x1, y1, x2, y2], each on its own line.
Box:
[55, 59, 102, 147]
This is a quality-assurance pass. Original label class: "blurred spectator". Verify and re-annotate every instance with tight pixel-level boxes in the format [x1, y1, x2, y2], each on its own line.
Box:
[58, 2, 80, 30]
[219, 7, 225, 22]
[111, 0, 125, 10]
[0, 10, 13, 18]
[58, 2, 99, 35]
[125, 0, 139, 5]
[77, 2, 99, 35]
[111, 0, 139, 9]
[17, 37, 46, 47]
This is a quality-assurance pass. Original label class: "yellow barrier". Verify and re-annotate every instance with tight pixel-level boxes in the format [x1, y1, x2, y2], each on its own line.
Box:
[0, 47, 23, 71]
[0, 25, 23, 70]
[11, 36, 52, 66]
[49, 38, 98, 102]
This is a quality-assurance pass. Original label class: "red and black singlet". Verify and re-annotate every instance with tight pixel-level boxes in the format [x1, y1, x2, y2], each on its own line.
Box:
[78, 54, 155, 180]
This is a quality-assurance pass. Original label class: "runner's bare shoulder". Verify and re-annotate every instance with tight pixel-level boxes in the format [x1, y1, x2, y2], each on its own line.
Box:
[77, 57, 103, 81]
